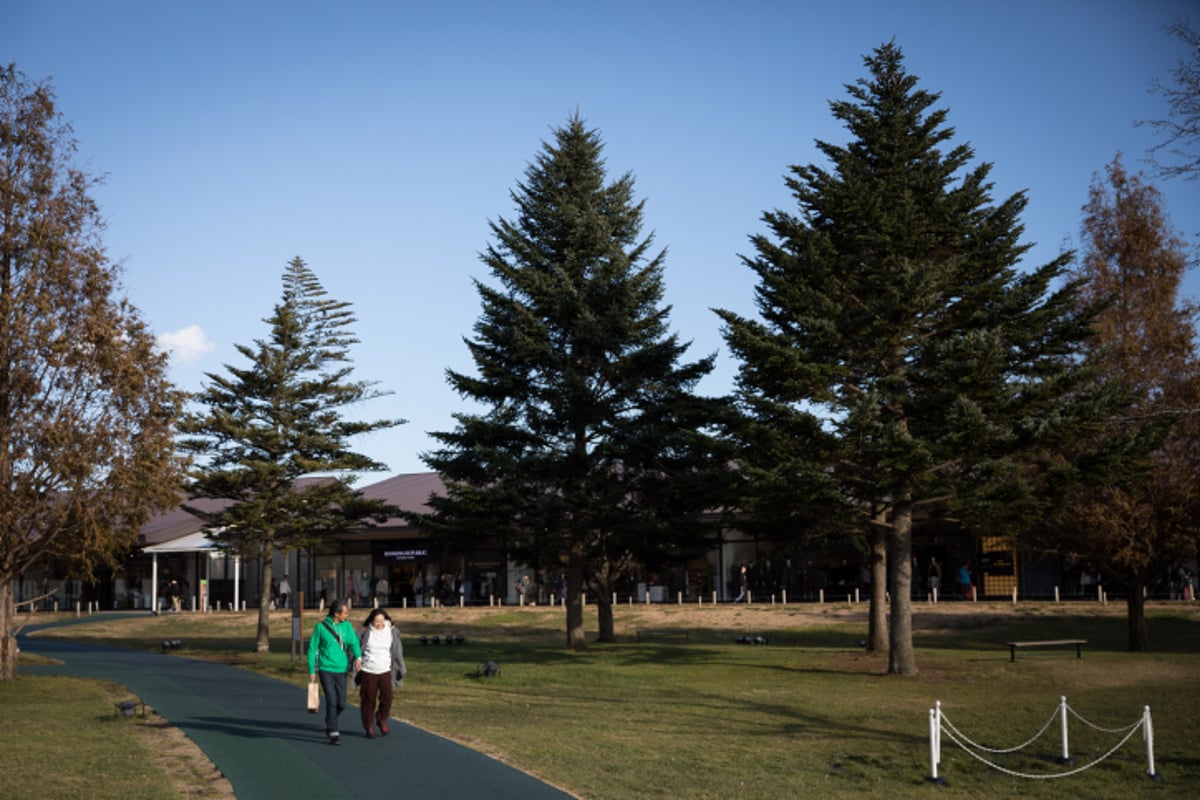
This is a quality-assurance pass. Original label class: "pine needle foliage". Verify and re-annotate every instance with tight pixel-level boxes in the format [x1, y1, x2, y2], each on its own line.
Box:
[420, 115, 731, 649]
[716, 43, 1117, 675]
[180, 257, 404, 652]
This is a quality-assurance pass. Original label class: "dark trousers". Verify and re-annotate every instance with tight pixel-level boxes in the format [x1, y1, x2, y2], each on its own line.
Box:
[318, 670, 347, 736]
[359, 671, 393, 730]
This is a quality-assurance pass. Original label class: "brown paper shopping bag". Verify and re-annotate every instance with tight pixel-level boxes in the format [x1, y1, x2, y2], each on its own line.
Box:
[307, 681, 320, 713]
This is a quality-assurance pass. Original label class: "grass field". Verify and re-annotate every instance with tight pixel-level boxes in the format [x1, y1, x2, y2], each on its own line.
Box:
[16, 599, 1200, 799]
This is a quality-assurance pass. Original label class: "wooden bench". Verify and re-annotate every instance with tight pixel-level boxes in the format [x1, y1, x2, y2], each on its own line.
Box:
[635, 629, 690, 642]
[1004, 639, 1086, 662]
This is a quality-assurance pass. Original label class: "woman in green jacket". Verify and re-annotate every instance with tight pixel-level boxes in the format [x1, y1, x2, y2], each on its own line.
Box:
[308, 599, 362, 745]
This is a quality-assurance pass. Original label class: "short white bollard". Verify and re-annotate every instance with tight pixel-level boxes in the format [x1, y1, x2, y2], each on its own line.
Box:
[1058, 695, 1072, 764]
[927, 701, 943, 784]
[1144, 706, 1157, 778]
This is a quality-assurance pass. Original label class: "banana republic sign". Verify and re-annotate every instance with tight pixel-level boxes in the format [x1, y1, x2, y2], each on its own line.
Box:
[379, 547, 431, 562]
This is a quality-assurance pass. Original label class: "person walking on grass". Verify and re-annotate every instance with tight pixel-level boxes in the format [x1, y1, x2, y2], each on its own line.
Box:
[356, 608, 407, 738]
[309, 599, 362, 745]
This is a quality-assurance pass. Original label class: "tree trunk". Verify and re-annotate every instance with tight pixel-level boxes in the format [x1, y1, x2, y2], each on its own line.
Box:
[886, 498, 917, 675]
[596, 594, 615, 642]
[867, 512, 888, 653]
[0, 578, 17, 681]
[593, 569, 615, 643]
[256, 550, 272, 653]
[565, 545, 586, 650]
[1126, 581, 1149, 651]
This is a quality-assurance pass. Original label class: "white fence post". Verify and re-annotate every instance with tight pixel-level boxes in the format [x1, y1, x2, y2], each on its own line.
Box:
[927, 700, 943, 784]
[1058, 695, 1072, 764]
[1144, 706, 1157, 778]
[928, 708, 939, 781]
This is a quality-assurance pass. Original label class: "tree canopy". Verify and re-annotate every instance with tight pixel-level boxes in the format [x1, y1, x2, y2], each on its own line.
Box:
[420, 115, 730, 648]
[1143, 20, 1200, 181]
[716, 43, 1115, 675]
[1053, 156, 1200, 650]
[0, 65, 184, 680]
[180, 257, 404, 652]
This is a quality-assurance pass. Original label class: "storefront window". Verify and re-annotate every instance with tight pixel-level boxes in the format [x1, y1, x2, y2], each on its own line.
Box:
[312, 553, 373, 609]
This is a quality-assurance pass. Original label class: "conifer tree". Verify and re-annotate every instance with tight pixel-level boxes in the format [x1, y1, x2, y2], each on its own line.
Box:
[180, 257, 403, 652]
[717, 43, 1112, 675]
[421, 115, 729, 648]
[0, 65, 184, 680]
[1056, 156, 1200, 650]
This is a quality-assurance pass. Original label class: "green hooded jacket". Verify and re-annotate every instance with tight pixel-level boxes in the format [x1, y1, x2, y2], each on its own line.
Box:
[308, 615, 362, 674]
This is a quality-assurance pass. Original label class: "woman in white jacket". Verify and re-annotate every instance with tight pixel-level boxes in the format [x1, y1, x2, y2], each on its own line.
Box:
[355, 608, 407, 738]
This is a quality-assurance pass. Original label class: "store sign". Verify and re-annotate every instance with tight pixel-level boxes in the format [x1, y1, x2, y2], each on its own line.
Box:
[981, 550, 1014, 575]
[381, 547, 430, 562]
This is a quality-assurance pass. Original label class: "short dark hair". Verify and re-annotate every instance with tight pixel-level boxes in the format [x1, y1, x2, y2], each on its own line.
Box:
[328, 599, 349, 617]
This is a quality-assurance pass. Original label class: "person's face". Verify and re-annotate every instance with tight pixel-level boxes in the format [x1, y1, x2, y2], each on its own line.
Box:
[371, 615, 388, 630]
[333, 607, 349, 622]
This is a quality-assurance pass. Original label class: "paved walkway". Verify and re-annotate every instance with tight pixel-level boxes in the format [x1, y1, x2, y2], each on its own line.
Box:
[18, 616, 574, 800]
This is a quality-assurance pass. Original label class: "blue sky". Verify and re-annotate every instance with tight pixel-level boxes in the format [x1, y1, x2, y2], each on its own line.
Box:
[5, 0, 1199, 477]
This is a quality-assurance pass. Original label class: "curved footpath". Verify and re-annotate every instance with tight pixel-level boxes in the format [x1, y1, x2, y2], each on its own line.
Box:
[18, 615, 574, 800]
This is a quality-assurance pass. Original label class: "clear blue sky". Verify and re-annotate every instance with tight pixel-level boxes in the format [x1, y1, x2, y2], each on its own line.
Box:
[6, 0, 1199, 477]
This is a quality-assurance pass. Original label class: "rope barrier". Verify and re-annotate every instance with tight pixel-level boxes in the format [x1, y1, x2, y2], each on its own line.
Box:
[939, 704, 1059, 754]
[938, 716, 1145, 780]
[1065, 703, 1143, 734]
[927, 697, 1158, 784]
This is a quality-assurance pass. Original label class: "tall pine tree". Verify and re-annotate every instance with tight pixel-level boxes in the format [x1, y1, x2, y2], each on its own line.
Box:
[717, 43, 1112, 675]
[180, 257, 404, 652]
[421, 115, 729, 648]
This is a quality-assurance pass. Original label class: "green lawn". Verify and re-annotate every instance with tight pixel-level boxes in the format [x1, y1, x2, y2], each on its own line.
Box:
[16, 600, 1200, 799]
[0, 671, 179, 800]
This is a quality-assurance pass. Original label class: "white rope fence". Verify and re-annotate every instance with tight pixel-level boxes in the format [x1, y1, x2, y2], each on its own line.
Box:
[927, 696, 1159, 784]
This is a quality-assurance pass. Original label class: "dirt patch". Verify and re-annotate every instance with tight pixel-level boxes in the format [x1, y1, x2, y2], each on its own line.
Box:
[185, 653, 246, 666]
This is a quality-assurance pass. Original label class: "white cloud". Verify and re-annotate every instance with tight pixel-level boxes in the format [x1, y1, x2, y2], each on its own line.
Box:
[156, 324, 215, 364]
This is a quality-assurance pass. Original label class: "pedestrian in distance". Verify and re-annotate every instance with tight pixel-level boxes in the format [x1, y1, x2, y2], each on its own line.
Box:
[355, 608, 407, 738]
[734, 564, 749, 603]
[957, 561, 972, 600]
[308, 599, 362, 745]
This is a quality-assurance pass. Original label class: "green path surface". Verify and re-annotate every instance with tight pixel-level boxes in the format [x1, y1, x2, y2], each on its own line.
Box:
[18, 616, 574, 800]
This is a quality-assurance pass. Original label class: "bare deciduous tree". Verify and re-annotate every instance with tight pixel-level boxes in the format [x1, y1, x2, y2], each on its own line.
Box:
[0, 65, 184, 680]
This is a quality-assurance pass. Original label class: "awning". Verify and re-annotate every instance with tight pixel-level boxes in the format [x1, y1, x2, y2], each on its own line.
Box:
[142, 530, 223, 554]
